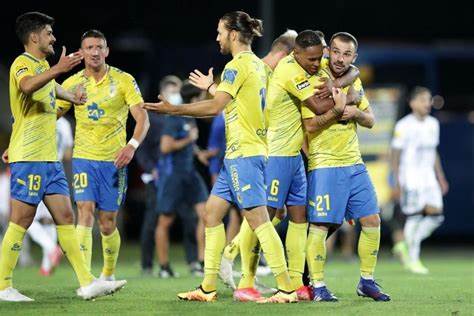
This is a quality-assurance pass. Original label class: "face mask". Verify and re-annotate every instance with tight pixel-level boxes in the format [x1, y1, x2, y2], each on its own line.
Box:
[168, 93, 183, 105]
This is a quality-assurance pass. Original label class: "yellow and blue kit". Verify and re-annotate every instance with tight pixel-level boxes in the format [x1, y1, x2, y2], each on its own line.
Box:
[58, 66, 143, 211]
[302, 68, 378, 224]
[8, 53, 69, 204]
[210, 51, 268, 209]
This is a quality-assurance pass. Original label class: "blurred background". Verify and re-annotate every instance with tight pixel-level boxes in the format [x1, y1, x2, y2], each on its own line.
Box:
[0, 0, 472, 267]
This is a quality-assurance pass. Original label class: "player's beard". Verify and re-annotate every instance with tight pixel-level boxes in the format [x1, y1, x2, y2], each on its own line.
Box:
[220, 35, 231, 55]
[41, 41, 55, 57]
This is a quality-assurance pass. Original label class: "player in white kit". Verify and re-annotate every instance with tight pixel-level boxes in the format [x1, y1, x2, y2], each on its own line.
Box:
[27, 117, 74, 275]
[391, 86, 449, 274]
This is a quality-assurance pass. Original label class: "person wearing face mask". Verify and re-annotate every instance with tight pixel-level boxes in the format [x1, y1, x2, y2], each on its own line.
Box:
[155, 80, 209, 278]
[57, 29, 150, 283]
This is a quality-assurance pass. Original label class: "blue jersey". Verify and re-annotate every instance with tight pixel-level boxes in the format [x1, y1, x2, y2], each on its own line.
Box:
[158, 116, 195, 175]
[207, 112, 226, 175]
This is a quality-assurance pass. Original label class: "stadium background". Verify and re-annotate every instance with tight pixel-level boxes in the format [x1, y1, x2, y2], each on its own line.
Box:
[0, 0, 472, 245]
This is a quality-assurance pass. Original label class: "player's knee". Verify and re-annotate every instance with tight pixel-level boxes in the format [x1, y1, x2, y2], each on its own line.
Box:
[99, 216, 116, 235]
[360, 214, 381, 227]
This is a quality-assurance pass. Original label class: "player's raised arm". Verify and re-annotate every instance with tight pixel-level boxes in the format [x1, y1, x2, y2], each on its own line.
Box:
[20, 47, 82, 95]
[189, 67, 216, 96]
[144, 91, 231, 118]
[55, 82, 87, 105]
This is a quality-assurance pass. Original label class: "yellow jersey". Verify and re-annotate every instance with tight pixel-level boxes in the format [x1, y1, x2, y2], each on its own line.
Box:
[57, 66, 143, 161]
[9, 53, 58, 162]
[302, 66, 369, 170]
[216, 51, 267, 159]
[265, 55, 327, 156]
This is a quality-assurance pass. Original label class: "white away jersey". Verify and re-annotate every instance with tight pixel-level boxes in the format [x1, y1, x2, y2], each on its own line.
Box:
[392, 114, 439, 188]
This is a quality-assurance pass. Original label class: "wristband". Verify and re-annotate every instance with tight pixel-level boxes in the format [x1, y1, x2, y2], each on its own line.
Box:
[206, 82, 215, 92]
[128, 138, 140, 149]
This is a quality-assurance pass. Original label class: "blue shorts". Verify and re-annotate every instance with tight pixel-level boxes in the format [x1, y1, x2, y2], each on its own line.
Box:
[211, 156, 267, 210]
[156, 171, 208, 214]
[72, 158, 127, 211]
[307, 164, 379, 224]
[10, 162, 70, 205]
[265, 155, 307, 209]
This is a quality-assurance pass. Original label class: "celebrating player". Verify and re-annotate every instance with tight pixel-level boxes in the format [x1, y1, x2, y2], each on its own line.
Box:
[57, 29, 149, 280]
[302, 32, 390, 302]
[145, 11, 297, 303]
[0, 12, 126, 302]
[391, 86, 449, 274]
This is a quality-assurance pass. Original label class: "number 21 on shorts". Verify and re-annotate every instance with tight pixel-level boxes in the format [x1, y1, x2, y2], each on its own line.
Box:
[316, 194, 330, 211]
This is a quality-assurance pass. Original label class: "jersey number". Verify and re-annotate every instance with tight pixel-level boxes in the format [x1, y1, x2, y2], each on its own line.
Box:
[270, 179, 279, 196]
[73, 173, 88, 189]
[316, 194, 331, 211]
[28, 174, 41, 191]
[259, 88, 266, 110]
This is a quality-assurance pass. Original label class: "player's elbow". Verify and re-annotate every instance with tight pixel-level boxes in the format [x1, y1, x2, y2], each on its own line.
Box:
[19, 82, 34, 96]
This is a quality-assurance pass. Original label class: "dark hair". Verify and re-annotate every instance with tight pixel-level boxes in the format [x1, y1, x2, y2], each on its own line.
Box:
[409, 86, 431, 102]
[15, 12, 54, 45]
[315, 30, 326, 44]
[181, 81, 202, 103]
[81, 29, 107, 45]
[295, 30, 322, 49]
[220, 11, 263, 45]
[159, 75, 182, 92]
[270, 29, 297, 54]
[330, 32, 358, 50]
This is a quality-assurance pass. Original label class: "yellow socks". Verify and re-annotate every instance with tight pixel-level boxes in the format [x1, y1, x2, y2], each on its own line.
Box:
[0, 222, 26, 290]
[286, 221, 308, 290]
[76, 225, 92, 272]
[271, 216, 282, 227]
[223, 215, 282, 262]
[254, 221, 291, 292]
[238, 219, 259, 289]
[57, 225, 94, 287]
[101, 229, 121, 277]
[201, 224, 226, 292]
[306, 226, 327, 283]
[358, 226, 380, 278]
[223, 232, 241, 261]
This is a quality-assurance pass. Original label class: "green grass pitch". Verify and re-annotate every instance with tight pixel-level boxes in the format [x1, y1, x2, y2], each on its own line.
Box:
[0, 244, 472, 315]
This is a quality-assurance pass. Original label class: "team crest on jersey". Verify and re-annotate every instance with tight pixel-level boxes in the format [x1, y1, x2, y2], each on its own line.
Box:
[222, 69, 238, 84]
[87, 102, 105, 121]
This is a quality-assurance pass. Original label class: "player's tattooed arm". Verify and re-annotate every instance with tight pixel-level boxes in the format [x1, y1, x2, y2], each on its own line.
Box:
[341, 106, 375, 128]
[55, 83, 87, 105]
[314, 65, 360, 99]
[303, 84, 360, 115]
[19, 47, 82, 95]
[144, 91, 230, 118]
[303, 88, 346, 133]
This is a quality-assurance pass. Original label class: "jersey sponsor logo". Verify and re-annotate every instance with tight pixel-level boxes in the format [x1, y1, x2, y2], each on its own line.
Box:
[87, 103, 105, 121]
[296, 80, 310, 90]
[15, 67, 28, 77]
[222, 69, 238, 84]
